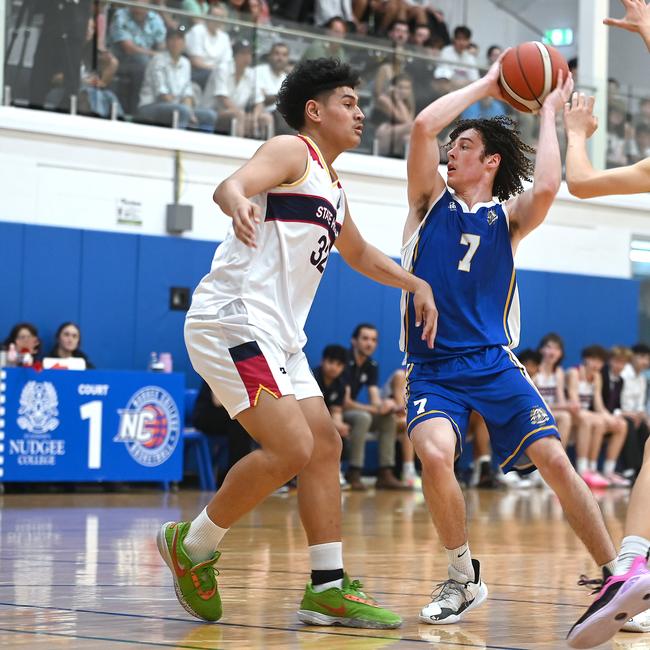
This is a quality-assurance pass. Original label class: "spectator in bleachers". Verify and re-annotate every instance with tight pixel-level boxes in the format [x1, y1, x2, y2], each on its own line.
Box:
[373, 20, 410, 99]
[47, 322, 95, 369]
[343, 324, 406, 490]
[434, 25, 479, 87]
[28, 0, 93, 110]
[633, 123, 650, 161]
[606, 98, 634, 168]
[301, 16, 349, 62]
[410, 23, 431, 49]
[181, 0, 213, 21]
[151, 0, 183, 31]
[256, 42, 291, 132]
[4, 323, 41, 365]
[192, 380, 255, 480]
[634, 97, 650, 130]
[373, 73, 415, 157]
[186, 4, 233, 87]
[314, 0, 355, 30]
[405, 2, 450, 44]
[568, 345, 629, 488]
[137, 27, 217, 131]
[202, 39, 271, 137]
[312, 345, 351, 488]
[352, 0, 402, 36]
[109, 6, 167, 113]
[620, 344, 650, 478]
[534, 333, 572, 448]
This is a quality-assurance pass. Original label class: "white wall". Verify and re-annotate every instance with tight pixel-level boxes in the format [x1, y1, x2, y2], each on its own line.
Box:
[1, 106, 649, 280]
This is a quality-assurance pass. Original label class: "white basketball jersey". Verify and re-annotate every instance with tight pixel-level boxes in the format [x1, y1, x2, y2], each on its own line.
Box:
[188, 135, 346, 353]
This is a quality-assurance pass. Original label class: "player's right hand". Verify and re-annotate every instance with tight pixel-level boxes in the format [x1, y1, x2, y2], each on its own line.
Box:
[564, 91, 598, 139]
[232, 199, 261, 248]
[413, 280, 438, 349]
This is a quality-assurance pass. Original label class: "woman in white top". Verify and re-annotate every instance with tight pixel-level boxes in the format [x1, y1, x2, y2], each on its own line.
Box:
[535, 333, 572, 447]
[567, 345, 629, 488]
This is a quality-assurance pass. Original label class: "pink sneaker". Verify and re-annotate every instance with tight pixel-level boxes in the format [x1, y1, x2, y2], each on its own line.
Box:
[567, 556, 650, 648]
[604, 473, 631, 488]
[580, 470, 611, 489]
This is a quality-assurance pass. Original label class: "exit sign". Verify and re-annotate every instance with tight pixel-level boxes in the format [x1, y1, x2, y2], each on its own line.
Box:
[543, 28, 573, 46]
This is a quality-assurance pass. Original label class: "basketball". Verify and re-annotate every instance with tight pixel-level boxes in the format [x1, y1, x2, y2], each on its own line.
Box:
[499, 41, 569, 113]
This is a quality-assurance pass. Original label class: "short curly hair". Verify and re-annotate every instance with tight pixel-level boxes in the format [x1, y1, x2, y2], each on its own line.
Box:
[276, 58, 360, 131]
[446, 116, 535, 202]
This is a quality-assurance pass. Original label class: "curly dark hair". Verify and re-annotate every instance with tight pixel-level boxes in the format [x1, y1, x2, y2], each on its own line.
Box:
[276, 58, 360, 131]
[446, 116, 535, 202]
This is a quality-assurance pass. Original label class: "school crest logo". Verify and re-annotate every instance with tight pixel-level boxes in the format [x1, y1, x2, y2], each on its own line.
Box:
[487, 209, 498, 225]
[114, 386, 180, 467]
[449, 201, 457, 211]
[530, 407, 550, 426]
[17, 381, 60, 434]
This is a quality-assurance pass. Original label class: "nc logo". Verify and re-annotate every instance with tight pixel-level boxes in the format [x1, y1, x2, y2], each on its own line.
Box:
[115, 410, 156, 443]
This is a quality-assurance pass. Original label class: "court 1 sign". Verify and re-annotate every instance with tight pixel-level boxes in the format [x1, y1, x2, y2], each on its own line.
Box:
[0, 368, 184, 482]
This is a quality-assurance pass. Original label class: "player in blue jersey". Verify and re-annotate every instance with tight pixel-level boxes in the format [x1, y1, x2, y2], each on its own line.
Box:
[402, 53, 621, 625]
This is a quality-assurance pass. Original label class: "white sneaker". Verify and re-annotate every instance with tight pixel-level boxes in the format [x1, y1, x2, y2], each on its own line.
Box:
[419, 559, 488, 625]
[496, 469, 531, 489]
[622, 608, 650, 633]
[339, 470, 351, 491]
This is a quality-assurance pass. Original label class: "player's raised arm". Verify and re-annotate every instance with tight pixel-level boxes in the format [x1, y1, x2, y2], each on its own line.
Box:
[564, 92, 650, 197]
[407, 53, 508, 215]
[213, 135, 306, 247]
[335, 204, 438, 349]
[505, 70, 574, 243]
[604, 0, 650, 51]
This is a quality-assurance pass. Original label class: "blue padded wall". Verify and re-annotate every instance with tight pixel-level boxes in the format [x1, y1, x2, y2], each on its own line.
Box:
[0, 221, 640, 387]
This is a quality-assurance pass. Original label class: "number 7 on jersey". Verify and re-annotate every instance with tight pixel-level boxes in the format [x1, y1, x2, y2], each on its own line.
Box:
[458, 233, 481, 272]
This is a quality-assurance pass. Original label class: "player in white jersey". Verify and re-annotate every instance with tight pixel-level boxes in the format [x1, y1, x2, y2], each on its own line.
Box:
[156, 58, 437, 627]
[566, 3, 650, 646]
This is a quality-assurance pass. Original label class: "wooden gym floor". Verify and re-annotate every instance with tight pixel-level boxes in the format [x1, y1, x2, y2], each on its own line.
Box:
[0, 486, 646, 649]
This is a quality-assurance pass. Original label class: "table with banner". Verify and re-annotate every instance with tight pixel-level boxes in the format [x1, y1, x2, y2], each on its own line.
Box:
[0, 367, 184, 482]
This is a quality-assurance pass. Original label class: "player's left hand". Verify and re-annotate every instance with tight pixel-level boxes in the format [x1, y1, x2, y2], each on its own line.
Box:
[563, 91, 598, 139]
[604, 0, 650, 34]
[412, 280, 438, 349]
[541, 69, 574, 113]
[482, 48, 510, 101]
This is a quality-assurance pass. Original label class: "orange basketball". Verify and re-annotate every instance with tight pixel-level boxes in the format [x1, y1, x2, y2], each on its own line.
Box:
[499, 41, 569, 113]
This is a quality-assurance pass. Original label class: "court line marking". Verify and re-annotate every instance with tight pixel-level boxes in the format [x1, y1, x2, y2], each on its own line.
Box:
[0, 602, 532, 650]
[0, 627, 221, 649]
[0, 556, 594, 593]
[0, 584, 587, 609]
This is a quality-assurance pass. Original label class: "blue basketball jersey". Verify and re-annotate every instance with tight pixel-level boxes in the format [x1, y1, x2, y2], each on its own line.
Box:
[400, 187, 520, 361]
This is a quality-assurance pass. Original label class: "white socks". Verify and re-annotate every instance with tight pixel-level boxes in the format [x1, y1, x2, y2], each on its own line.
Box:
[615, 536, 650, 575]
[447, 542, 474, 581]
[310, 542, 344, 592]
[403, 461, 416, 478]
[601, 559, 617, 577]
[603, 460, 616, 476]
[183, 508, 228, 563]
[576, 458, 588, 474]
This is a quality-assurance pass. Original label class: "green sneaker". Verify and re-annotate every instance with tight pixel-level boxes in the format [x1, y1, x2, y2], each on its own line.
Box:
[297, 574, 402, 629]
[156, 521, 222, 622]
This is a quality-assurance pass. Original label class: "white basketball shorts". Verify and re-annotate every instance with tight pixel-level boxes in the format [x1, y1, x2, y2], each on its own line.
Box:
[185, 316, 322, 418]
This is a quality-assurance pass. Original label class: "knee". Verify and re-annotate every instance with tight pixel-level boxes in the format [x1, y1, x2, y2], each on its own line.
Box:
[272, 435, 314, 478]
[313, 426, 343, 463]
[536, 448, 573, 482]
[416, 439, 454, 475]
[346, 410, 372, 432]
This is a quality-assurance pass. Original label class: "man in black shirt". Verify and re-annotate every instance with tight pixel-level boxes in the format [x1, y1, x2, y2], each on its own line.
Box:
[343, 324, 405, 490]
[313, 345, 350, 439]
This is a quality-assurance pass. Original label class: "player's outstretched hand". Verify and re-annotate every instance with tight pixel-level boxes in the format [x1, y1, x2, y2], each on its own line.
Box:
[564, 92, 598, 139]
[604, 0, 650, 35]
[413, 280, 438, 349]
[541, 69, 574, 113]
[482, 48, 511, 101]
[232, 199, 261, 248]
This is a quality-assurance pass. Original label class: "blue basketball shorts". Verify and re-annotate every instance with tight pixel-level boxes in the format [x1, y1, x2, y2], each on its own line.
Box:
[405, 346, 559, 473]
